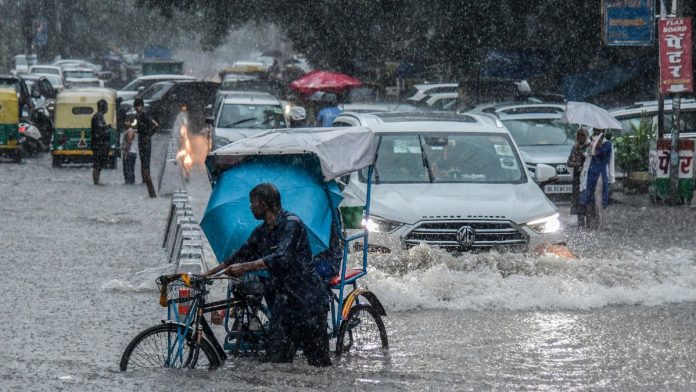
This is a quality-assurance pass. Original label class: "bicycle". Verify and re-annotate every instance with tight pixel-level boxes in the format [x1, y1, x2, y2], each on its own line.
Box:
[119, 273, 268, 370]
[120, 266, 388, 370]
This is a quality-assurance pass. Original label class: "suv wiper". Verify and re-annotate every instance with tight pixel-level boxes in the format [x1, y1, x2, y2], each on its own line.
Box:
[229, 117, 258, 127]
[418, 136, 434, 183]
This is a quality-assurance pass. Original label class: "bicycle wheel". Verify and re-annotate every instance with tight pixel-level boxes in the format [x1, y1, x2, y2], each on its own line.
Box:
[336, 304, 388, 355]
[120, 323, 221, 371]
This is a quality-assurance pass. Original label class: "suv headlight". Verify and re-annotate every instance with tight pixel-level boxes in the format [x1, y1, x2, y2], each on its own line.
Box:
[362, 216, 404, 233]
[526, 213, 561, 234]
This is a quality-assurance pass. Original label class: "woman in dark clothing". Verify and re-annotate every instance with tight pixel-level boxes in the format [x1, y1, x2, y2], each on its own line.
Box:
[567, 127, 589, 227]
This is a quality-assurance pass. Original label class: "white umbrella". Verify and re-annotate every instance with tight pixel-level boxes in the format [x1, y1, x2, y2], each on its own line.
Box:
[561, 101, 622, 130]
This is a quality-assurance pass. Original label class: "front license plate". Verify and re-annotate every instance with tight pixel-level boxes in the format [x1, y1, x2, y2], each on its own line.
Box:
[544, 184, 572, 194]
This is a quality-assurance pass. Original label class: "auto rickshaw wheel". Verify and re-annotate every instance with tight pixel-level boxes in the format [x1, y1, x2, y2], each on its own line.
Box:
[13, 148, 22, 164]
[52, 155, 62, 168]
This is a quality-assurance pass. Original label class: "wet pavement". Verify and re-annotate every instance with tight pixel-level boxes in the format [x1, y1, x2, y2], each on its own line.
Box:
[2, 136, 696, 391]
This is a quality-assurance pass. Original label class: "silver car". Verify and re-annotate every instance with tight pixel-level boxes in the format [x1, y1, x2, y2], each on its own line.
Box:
[472, 103, 576, 196]
[210, 92, 287, 150]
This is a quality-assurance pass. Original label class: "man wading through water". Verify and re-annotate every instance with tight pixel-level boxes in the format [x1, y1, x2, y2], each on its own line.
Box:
[204, 183, 332, 367]
[90, 99, 110, 185]
[133, 98, 159, 197]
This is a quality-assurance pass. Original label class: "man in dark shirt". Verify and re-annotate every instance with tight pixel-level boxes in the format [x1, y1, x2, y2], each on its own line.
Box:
[90, 99, 110, 185]
[133, 98, 159, 197]
[204, 183, 332, 367]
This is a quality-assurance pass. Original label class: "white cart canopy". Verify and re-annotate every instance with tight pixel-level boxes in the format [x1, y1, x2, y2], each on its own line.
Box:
[208, 127, 377, 181]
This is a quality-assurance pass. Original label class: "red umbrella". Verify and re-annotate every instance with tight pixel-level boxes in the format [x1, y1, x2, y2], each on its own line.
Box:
[289, 70, 362, 96]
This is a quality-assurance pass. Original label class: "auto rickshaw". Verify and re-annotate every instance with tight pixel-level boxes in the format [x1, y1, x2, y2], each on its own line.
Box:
[0, 87, 22, 163]
[50, 88, 119, 168]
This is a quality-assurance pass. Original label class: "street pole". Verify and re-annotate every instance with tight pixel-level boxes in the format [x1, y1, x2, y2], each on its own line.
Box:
[657, 0, 668, 139]
[667, 0, 683, 204]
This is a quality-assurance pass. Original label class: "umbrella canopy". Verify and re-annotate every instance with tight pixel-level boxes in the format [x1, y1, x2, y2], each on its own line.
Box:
[207, 127, 377, 182]
[201, 156, 343, 263]
[561, 101, 623, 130]
[289, 70, 362, 96]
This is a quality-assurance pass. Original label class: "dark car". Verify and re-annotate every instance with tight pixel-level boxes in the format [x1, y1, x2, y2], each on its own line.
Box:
[121, 80, 220, 130]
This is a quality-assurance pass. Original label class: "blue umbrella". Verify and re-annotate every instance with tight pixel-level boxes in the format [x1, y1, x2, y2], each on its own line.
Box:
[201, 156, 343, 263]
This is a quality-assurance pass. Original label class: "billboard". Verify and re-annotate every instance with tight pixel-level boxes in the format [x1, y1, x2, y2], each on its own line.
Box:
[659, 17, 693, 94]
[604, 0, 655, 46]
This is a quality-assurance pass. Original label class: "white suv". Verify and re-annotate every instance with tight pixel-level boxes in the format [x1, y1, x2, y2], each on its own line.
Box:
[333, 112, 564, 253]
[210, 92, 287, 150]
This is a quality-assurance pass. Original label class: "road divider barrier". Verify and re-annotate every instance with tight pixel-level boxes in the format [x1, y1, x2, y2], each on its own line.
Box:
[163, 190, 207, 274]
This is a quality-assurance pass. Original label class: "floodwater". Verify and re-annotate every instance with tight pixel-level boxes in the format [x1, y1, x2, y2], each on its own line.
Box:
[2, 135, 696, 391]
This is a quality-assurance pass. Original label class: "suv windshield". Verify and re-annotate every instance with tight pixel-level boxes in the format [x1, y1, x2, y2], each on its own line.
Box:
[217, 103, 286, 128]
[363, 133, 525, 183]
[502, 119, 575, 146]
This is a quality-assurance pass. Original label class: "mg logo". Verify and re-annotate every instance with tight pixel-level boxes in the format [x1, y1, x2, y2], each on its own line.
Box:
[456, 226, 476, 248]
[555, 164, 567, 173]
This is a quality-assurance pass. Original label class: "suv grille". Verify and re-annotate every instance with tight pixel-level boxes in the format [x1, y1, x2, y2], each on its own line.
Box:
[404, 220, 528, 250]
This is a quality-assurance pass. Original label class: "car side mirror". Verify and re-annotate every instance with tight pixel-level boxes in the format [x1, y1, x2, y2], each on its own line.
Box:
[534, 163, 557, 183]
[205, 116, 215, 125]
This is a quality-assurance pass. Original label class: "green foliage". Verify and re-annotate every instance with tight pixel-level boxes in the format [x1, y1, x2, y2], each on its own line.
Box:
[612, 114, 653, 173]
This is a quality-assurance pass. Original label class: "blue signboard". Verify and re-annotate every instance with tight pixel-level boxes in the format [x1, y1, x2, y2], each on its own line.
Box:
[604, 0, 655, 46]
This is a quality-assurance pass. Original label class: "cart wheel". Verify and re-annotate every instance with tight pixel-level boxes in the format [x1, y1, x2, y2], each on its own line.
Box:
[52, 155, 62, 167]
[336, 304, 388, 355]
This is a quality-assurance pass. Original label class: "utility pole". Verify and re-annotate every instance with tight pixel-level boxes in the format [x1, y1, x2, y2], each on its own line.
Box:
[667, 0, 684, 205]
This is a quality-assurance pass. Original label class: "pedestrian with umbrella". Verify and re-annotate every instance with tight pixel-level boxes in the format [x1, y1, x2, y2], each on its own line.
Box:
[561, 102, 620, 229]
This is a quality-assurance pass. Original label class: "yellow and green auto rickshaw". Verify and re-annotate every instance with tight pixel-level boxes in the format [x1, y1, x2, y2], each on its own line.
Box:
[50, 88, 119, 168]
[0, 87, 22, 163]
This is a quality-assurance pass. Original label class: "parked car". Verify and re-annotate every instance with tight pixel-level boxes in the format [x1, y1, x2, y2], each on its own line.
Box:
[610, 99, 696, 138]
[404, 83, 458, 102]
[123, 80, 219, 130]
[414, 92, 459, 110]
[26, 72, 64, 92]
[337, 102, 418, 113]
[210, 91, 287, 150]
[332, 111, 563, 253]
[117, 74, 196, 101]
[63, 67, 103, 89]
[471, 102, 575, 196]
[13, 54, 37, 75]
[29, 65, 63, 81]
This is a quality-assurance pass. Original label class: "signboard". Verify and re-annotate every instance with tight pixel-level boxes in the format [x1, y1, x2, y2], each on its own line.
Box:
[652, 139, 695, 179]
[604, 0, 655, 46]
[659, 17, 693, 94]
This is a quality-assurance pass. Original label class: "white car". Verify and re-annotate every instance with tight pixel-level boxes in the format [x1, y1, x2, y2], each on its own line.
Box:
[333, 111, 563, 253]
[210, 92, 287, 150]
[117, 74, 196, 101]
[29, 65, 63, 81]
[63, 67, 103, 89]
[405, 83, 458, 102]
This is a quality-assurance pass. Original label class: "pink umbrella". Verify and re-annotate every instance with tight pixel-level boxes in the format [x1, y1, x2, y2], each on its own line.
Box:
[289, 70, 362, 96]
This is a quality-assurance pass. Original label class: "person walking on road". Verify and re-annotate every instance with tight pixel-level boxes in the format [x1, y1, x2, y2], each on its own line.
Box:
[315, 94, 341, 127]
[90, 99, 111, 185]
[120, 116, 138, 184]
[567, 126, 589, 227]
[134, 98, 159, 197]
[579, 128, 613, 229]
[204, 183, 332, 367]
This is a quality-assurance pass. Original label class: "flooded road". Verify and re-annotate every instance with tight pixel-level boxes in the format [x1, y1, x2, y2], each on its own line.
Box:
[2, 140, 696, 391]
